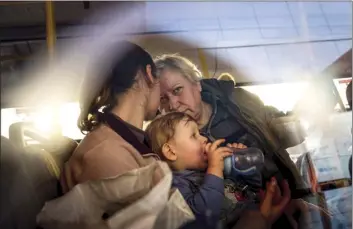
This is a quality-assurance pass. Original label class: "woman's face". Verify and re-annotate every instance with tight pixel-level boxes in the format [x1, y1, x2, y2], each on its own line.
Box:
[159, 69, 203, 121]
[145, 79, 161, 121]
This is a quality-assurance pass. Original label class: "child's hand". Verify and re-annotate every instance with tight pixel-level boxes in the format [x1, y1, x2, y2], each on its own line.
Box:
[226, 142, 247, 149]
[205, 139, 233, 178]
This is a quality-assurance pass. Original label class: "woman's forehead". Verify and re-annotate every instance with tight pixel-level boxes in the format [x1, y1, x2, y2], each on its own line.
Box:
[160, 71, 189, 88]
[160, 78, 180, 91]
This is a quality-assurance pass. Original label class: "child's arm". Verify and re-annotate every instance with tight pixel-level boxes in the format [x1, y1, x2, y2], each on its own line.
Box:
[173, 139, 233, 221]
[172, 172, 224, 221]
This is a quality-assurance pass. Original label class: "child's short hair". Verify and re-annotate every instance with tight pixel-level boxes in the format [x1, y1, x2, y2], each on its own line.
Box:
[145, 112, 194, 157]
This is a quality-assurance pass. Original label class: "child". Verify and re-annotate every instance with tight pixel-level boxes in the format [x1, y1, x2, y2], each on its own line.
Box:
[145, 112, 288, 229]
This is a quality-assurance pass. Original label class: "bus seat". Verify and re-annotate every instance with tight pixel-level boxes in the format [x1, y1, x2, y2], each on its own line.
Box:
[8, 122, 34, 148]
[40, 136, 78, 178]
[0, 136, 59, 229]
[8, 121, 78, 179]
[3, 122, 78, 229]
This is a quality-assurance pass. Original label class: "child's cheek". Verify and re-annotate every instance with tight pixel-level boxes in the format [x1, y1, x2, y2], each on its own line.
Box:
[201, 160, 208, 169]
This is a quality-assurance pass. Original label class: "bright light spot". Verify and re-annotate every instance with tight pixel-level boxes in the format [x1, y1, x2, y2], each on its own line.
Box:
[143, 121, 151, 130]
[241, 82, 309, 113]
[1, 103, 85, 140]
[59, 102, 85, 140]
[33, 106, 56, 135]
[1, 108, 18, 138]
[300, 119, 310, 131]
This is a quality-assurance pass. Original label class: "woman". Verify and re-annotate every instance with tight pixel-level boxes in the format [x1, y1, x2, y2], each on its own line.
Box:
[154, 54, 318, 229]
[61, 41, 161, 192]
[38, 41, 190, 229]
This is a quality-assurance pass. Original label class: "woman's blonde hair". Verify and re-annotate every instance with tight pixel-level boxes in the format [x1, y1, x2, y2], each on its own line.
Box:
[154, 54, 202, 83]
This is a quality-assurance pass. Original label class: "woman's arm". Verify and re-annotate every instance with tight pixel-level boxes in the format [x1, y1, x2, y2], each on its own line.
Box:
[232, 88, 305, 148]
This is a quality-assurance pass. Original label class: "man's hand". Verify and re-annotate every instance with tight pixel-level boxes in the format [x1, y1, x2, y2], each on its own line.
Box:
[205, 139, 233, 178]
[259, 178, 291, 225]
[259, 179, 333, 229]
[269, 183, 303, 229]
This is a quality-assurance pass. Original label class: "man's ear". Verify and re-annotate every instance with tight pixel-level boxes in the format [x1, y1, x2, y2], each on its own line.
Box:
[161, 143, 177, 161]
[145, 64, 154, 86]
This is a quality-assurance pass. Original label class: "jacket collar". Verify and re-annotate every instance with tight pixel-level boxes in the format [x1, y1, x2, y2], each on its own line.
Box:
[200, 78, 235, 100]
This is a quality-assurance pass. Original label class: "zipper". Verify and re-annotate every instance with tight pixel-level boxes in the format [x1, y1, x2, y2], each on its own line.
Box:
[202, 95, 259, 198]
[206, 98, 218, 142]
[201, 94, 218, 142]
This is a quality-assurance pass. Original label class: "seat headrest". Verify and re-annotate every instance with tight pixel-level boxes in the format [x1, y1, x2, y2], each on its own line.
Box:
[8, 122, 42, 148]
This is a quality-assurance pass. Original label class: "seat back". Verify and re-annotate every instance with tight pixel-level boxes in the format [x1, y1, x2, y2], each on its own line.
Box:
[9, 121, 77, 179]
[8, 122, 34, 148]
[2, 122, 78, 229]
[0, 136, 59, 229]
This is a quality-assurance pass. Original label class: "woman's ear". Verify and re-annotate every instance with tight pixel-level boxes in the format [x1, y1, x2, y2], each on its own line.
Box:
[161, 143, 177, 161]
[196, 81, 202, 92]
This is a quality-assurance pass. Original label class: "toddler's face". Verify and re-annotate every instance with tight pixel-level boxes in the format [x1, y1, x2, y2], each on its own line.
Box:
[168, 119, 208, 170]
